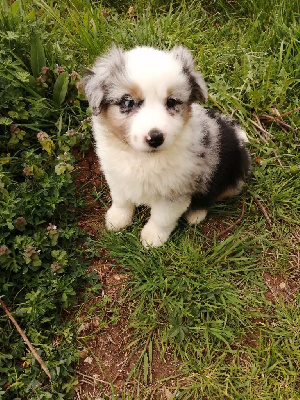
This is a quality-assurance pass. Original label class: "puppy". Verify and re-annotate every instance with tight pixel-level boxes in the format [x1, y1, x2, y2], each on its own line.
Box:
[84, 46, 251, 247]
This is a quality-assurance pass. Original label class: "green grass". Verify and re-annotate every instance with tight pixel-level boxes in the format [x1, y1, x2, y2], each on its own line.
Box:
[0, 0, 299, 398]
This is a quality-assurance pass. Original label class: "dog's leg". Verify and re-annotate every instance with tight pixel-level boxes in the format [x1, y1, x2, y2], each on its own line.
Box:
[185, 209, 208, 225]
[105, 192, 135, 231]
[141, 196, 190, 247]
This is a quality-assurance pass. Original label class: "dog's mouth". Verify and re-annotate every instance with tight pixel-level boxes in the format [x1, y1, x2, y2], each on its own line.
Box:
[133, 144, 166, 154]
[148, 147, 163, 153]
[145, 142, 166, 153]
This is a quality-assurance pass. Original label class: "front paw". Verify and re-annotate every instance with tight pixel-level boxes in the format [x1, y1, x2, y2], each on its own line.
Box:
[140, 222, 171, 248]
[105, 205, 133, 231]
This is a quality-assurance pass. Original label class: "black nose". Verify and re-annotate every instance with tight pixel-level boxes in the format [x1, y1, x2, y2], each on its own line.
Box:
[146, 130, 164, 148]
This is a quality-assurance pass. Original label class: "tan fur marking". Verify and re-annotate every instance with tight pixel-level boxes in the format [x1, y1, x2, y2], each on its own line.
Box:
[183, 104, 192, 124]
[216, 181, 244, 202]
[101, 105, 129, 144]
[124, 84, 143, 100]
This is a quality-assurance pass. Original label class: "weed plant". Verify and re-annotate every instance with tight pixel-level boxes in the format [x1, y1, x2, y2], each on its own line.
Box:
[0, 1, 94, 397]
[0, 0, 299, 399]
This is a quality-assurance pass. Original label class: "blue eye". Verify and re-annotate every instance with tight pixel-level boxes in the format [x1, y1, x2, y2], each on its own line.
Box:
[124, 99, 135, 108]
[120, 96, 135, 110]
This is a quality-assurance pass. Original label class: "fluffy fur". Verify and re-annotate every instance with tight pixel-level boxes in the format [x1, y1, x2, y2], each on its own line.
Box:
[84, 45, 251, 247]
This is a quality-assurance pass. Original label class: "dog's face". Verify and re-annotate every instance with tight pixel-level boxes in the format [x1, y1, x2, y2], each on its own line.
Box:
[84, 46, 207, 152]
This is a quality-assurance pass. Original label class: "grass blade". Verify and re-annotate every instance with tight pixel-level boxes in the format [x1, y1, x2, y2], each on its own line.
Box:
[30, 32, 46, 77]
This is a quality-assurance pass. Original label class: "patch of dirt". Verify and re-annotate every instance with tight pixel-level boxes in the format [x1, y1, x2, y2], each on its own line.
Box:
[199, 214, 242, 240]
[74, 146, 110, 236]
[76, 317, 179, 398]
[263, 271, 299, 304]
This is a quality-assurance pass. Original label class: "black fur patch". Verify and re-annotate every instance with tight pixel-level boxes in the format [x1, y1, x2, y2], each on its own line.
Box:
[183, 67, 206, 103]
[190, 110, 251, 209]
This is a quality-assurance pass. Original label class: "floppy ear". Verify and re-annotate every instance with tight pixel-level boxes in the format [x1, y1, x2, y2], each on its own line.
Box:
[171, 46, 208, 103]
[83, 69, 103, 115]
[83, 46, 125, 115]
